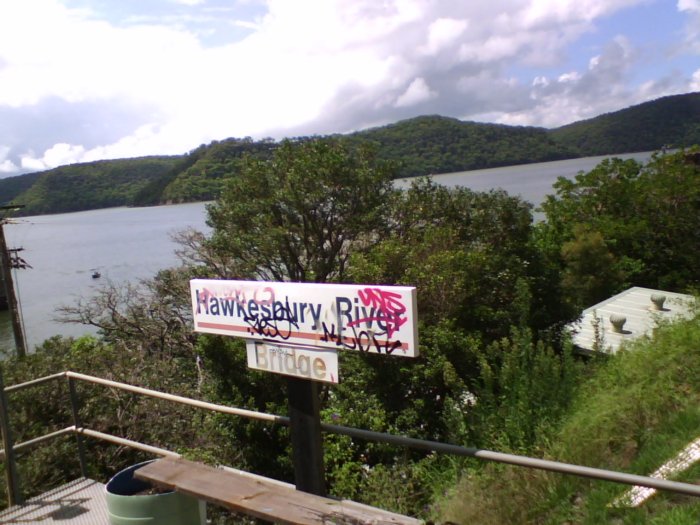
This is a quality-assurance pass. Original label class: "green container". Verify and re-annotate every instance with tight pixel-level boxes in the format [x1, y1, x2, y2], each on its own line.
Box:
[105, 460, 206, 525]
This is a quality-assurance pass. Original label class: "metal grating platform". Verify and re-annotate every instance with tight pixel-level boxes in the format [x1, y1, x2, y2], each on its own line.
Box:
[0, 478, 109, 524]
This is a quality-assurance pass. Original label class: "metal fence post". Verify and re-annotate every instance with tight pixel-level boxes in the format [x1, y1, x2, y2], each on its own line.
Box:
[67, 377, 88, 478]
[0, 366, 22, 505]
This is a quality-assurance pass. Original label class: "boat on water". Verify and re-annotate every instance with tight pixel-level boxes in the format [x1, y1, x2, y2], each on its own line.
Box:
[91, 270, 101, 279]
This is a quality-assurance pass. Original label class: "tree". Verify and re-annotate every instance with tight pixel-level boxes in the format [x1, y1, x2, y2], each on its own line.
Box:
[348, 177, 536, 338]
[337, 178, 545, 453]
[538, 148, 700, 300]
[560, 226, 625, 311]
[205, 138, 398, 283]
[57, 268, 197, 360]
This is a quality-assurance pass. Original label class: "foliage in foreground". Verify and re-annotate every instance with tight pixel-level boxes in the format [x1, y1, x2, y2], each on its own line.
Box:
[0, 335, 203, 508]
[436, 314, 700, 525]
[2, 142, 700, 523]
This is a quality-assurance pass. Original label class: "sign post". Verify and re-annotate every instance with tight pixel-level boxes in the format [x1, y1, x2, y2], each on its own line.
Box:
[287, 376, 326, 495]
[190, 279, 418, 496]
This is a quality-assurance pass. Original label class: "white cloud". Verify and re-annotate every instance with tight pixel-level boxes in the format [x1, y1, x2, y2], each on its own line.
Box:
[0, 161, 18, 174]
[0, 146, 18, 174]
[677, 0, 700, 54]
[532, 76, 549, 87]
[558, 71, 582, 83]
[678, 0, 700, 12]
[17, 124, 178, 171]
[0, 0, 698, 173]
[395, 77, 436, 107]
[20, 155, 47, 172]
[42, 143, 86, 169]
[509, 32, 693, 129]
[691, 69, 700, 90]
[422, 18, 468, 55]
[233, 20, 261, 30]
[0, 2, 203, 108]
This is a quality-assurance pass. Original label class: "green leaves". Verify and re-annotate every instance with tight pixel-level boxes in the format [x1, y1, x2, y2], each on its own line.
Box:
[14, 157, 179, 215]
[349, 177, 536, 336]
[468, 328, 581, 453]
[206, 138, 397, 283]
[538, 148, 700, 306]
[347, 115, 576, 177]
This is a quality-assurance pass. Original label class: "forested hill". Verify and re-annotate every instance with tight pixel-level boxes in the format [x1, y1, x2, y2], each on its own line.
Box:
[344, 116, 578, 177]
[550, 92, 700, 155]
[6, 157, 179, 215]
[1, 91, 699, 215]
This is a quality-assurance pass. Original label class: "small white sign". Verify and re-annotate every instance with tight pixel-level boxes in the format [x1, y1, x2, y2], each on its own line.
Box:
[246, 341, 339, 384]
[190, 279, 419, 357]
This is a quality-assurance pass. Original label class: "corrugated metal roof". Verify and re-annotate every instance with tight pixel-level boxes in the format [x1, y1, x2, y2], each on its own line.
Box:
[568, 286, 695, 354]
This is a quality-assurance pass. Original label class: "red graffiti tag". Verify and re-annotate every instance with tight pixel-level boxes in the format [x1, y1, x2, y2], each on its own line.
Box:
[348, 287, 408, 338]
[253, 286, 275, 305]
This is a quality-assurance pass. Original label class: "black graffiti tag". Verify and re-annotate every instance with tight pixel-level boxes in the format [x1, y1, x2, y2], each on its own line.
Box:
[241, 296, 299, 340]
[320, 322, 403, 355]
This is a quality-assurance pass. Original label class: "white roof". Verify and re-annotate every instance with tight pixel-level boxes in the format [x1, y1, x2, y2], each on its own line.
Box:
[569, 287, 695, 354]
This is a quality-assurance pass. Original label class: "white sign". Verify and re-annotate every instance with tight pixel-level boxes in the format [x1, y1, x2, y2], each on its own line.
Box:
[190, 279, 419, 357]
[246, 341, 339, 383]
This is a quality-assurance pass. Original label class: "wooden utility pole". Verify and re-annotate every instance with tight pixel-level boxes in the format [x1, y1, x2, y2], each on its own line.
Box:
[0, 206, 27, 358]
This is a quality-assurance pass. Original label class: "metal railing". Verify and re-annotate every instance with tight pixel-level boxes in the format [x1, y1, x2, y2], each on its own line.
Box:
[1, 370, 699, 508]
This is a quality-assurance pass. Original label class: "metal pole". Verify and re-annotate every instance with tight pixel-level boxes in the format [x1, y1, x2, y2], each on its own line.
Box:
[0, 221, 26, 358]
[4, 372, 66, 394]
[50, 371, 700, 499]
[67, 377, 88, 478]
[321, 422, 700, 498]
[287, 377, 326, 496]
[65, 371, 289, 425]
[1, 427, 75, 457]
[74, 428, 181, 458]
[0, 367, 22, 505]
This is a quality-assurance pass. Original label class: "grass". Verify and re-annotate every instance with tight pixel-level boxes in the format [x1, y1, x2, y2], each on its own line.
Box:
[433, 314, 700, 524]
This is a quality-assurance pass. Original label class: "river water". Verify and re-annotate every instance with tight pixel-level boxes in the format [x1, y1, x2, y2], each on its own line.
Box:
[2, 202, 210, 351]
[394, 151, 654, 204]
[2, 151, 654, 353]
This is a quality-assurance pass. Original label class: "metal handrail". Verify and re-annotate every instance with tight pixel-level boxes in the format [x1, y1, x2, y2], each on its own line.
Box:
[65, 371, 289, 425]
[320, 423, 700, 497]
[1, 370, 699, 508]
[3, 372, 66, 393]
[74, 427, 181, 458]
[0, 426, 178, 463]
[11, 426, 75, 457]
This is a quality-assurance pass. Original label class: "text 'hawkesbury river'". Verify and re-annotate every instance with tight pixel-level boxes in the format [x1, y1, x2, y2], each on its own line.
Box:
[191, 281, 418, 356]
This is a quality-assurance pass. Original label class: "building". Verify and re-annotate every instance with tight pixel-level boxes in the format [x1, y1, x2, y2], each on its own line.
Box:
[568, 286, 696, 354]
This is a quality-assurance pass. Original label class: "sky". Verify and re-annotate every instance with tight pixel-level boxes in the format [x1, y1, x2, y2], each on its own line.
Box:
[0, 0, 698, 176]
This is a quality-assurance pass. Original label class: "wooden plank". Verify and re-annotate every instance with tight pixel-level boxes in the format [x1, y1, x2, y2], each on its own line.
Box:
[135, 457, 422, 525]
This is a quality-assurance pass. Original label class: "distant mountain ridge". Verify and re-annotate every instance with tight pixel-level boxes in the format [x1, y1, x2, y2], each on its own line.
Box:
[3, 157, 179, 215]
[344, 115, 578, 178]
[550, 92, 700, 155]
[2, 92, 699, 216]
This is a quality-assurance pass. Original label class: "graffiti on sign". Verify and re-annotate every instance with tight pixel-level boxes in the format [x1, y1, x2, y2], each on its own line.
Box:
[190, 279, 418, 357]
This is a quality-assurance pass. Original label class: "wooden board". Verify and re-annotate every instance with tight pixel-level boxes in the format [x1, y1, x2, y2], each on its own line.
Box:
[135, 457, 422, 525]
